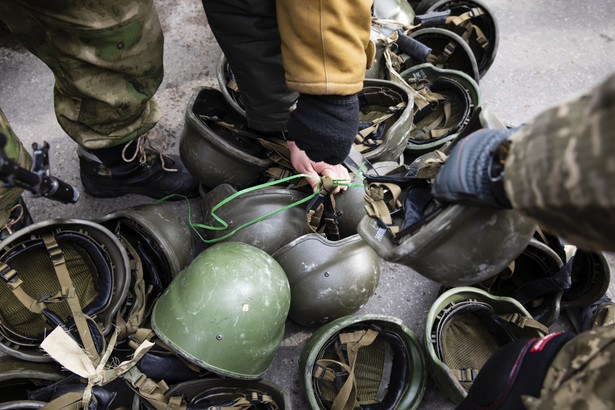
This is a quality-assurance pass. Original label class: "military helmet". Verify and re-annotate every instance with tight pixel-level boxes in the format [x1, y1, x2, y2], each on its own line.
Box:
[425, 286, 548, 404]
[404, 27, 479, 82]
[96, 203, 192, 293]
[355, 79, 415, 163]
[561, 248, 611, 309]
[464, 238, 569, 327]
[300, 314, 427, 410]
[333, 161, 404, 238]
[135, 377, 291, 410]
[0, 356, 64, 408]
[200, 183, 308, 254]
[424, 0, 499, 78]
[272, 233, 380, 327]
[216, 53, 246, 118]
[179, 86, 273, 190]
[400, 63, 480, 154]
[151, 242, 290, 380]
[358, 173, 536, 285]
[0, 219, 130, 362]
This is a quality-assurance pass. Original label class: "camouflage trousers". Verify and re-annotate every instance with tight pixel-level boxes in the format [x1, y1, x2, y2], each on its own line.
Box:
[522, 303, 615, 409]
[0, 0, 164, 225]
[0, 0, 163, 150]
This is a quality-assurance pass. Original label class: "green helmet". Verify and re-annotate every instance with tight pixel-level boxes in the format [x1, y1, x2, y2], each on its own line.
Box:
[179, 86, 273, 190]
[0, 356, 64, 408]
[136, 377, 291, 410]
[404, 27, 479, 82]
[425, 286, 548, 404]
[462, 238, 569, 327]
[271, 233, 380, 327]
[355, 79, 415, 163]
[200, 183, 308, 254]
[96, 203, 192, 292]
[400, 63, 480, 154]
[216, 53, 246, 118]
[358, 178, 536, 286]
[0, 219, 130, 362]
[300, 314, 427, 410]
[561, 248, 611, 309]
[425, 0, 499, 78]
[151, 242, 290, 380]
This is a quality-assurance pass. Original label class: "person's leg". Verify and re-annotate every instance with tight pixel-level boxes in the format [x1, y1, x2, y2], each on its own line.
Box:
[202, 0, 298, 133]
[0, 107, 33, 235]
[0, 0, 198, 198]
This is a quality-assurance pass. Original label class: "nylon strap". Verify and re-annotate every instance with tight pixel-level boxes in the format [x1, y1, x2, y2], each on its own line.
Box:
[313, 327, 381, 410]
[498, 312, 550, 334]
[114, 237, 147, 340]
[363, 182, 403, 234]
[0, 261, 50, 313]
[41, 391, 88, 410]
[42, 233, 101, 364]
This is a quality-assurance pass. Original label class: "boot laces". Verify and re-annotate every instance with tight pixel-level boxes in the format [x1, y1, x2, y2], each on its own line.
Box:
[121, 132, 178, 172]
[2, 203, 24, 235]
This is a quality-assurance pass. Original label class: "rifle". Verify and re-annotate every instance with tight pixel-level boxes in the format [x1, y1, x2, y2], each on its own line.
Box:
[0, 132, 79, 204]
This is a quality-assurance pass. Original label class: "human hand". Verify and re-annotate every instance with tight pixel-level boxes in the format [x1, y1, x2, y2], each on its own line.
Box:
[431, 128, 514, 208]
[287, 140, 349, 194]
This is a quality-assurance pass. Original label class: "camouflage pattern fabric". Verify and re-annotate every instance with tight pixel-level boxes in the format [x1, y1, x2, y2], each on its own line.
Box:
[522, 303, 615, 409]
[0, 0, 163, 149]
[504, 72, 615, 251]
[0, 108, 31, 226]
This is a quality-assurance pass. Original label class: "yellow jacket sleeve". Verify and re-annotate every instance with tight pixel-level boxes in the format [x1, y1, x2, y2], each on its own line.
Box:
[276, 0, 375, 95]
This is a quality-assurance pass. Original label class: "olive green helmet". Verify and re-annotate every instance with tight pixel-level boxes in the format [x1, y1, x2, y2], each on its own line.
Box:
[96, 203, 193, 292]
[400, 63, 481, 154]
[135, 377, 291, 410]
[0, 219, 130, 362]
[355, 79, 415, 163]
[271, 233, 380, 327]
[561, 248, 611, 309]
[216, 53, 246, 118]
[459, 238, 569, 327]
[333, 161, 404, 238]
[425, 286, 548, 404]
[0, 356, 64, 408]
[403, 27, 479, 82]
[300, 314, 427, 410]
[424, 0, 499, 78]
[200, 183, 308, 254]
[179, 86, 273, 190]
[357, 177, 536, 285]
[151, 242, 291, 380]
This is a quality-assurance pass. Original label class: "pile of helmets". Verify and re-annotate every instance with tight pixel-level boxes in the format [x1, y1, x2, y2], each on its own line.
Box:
[3, 1, 609, 409]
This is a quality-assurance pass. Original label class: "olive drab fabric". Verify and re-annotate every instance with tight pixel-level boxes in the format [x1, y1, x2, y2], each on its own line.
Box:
[522, 303, 615, 409]
[0, 109, 31, 226]
[504, 72, 615, 251]
[276, 0, 374, 95]
[0, 0, 163, 149]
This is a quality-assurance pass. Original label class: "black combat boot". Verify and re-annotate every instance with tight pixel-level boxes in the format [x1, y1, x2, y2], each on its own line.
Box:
[78, 136, 199, 199]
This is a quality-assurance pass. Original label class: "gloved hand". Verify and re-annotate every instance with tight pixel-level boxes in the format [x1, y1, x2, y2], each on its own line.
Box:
[431, 128, 515, 208]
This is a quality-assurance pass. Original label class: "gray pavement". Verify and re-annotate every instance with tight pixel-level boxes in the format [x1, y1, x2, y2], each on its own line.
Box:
[1, 0, 614, 408]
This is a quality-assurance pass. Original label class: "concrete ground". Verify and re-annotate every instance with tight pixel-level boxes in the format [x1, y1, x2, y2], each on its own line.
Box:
[1, 0, 614, 408]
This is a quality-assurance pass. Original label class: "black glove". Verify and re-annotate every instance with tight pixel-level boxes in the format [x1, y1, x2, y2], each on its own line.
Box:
[286, 93, 359, 164]
[431, 128, 515, 208]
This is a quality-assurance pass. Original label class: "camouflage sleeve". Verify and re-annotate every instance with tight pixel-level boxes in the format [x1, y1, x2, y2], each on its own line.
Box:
[504, 72, 615, 251]
[0, 0, 164, 149]
[522, 304, 615, 409]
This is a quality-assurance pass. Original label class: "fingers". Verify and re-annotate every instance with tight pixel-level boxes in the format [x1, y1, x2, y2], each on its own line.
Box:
[313, 163, 349, 194]
[288, 140, 350, 193]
